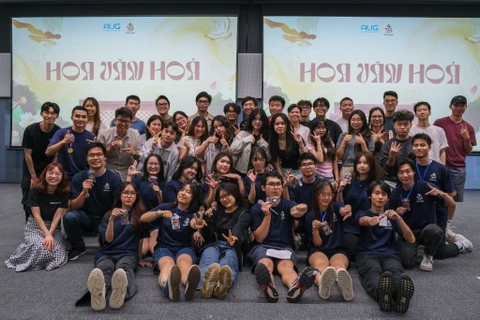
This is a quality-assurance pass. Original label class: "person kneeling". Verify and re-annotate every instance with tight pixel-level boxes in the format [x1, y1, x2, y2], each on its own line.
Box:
[305, 181, 354, 301]
[84, 182, 151, 311]
[250, 171, 314, 303]
[356, 181, 415, 313]
[141, 182, 204, 302]
[197, 182, 251, 299]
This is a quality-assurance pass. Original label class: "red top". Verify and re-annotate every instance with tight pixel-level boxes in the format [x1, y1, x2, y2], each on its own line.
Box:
[433, 117, 477, 168]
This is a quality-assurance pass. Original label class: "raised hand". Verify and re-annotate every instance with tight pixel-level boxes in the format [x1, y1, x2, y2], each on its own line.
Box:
[220, 134, 228, 147]
[82, 178, 94, 194]
[122, 142, 136, 156]
[396, 206, 407, 215]
[194, 212, 207, 229]
[233, 124, 241, 135]
[460, 124, 470, 140]
[343, 133, 353, 143]
[291, 130, 303, 144]
[260, 200, 273, 216]
[110, 208, 125, 220]
[222, 229, 238, 246]
[389, 141, 402, 158]
[205, 174, 220, 189]
[247, 169, 257, 183]
[310, 132, 321, 145]
[128, 160, 141, 177]
[62, 130, 73, 145]
[312, 220, 322, 231]
[342, 205, 353, 221]
[292, 203, 308, 216]
[209, 135, 219, 144]
[183, 138, 191, 150]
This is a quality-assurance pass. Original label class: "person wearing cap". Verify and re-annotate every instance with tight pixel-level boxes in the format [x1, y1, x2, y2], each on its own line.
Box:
[433, 95, 477, 203]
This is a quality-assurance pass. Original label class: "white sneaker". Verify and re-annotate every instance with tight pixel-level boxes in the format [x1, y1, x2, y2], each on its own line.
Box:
[318, 266, 336, 299]
[420, 254, 433, 272]
[445, 226, 456, 243]
[454, 234, 473, 253]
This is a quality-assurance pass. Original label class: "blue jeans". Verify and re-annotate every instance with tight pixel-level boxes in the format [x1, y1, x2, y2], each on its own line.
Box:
[63, 210, 100, 249]
[198, 241, 238, 287]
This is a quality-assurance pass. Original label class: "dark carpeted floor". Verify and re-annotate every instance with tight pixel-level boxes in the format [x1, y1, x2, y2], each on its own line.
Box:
[0, 184, 479, 320]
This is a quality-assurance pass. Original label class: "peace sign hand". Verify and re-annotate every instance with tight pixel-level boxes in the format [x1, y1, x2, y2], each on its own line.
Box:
[310, 132, 321, 145]
[460, 124, 470, 140]
[222, 229, 238, 246]
[128, 160, 141, 177]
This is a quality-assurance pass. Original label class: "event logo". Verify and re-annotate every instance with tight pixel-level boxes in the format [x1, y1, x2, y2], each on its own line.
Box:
[104, 23, 121, 31]
[385, 24, 394, 36]
[126, 23, 135, 34]
[361, 24, 379, 33]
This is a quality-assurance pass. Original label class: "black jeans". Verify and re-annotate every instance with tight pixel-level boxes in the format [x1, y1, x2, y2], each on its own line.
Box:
[95, 254, 138, 300]
[357, 254, 404, 300]
[343, 232, 359, 259]
[397, 224, 459, 268]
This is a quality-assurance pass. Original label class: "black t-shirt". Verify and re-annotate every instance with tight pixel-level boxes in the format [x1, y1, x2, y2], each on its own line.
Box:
[203, 206, 251, 245]
[22, 122, 61, 179]
[26, 188, 69, 221]
[278, 142, 301, 170]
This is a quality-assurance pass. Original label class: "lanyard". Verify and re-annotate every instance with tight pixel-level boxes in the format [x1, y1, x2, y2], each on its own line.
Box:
[402, 186, 414, 200]
[175, 207, 187, 216]
[416, 161, 431, 181]
[320, 210, 327, 222]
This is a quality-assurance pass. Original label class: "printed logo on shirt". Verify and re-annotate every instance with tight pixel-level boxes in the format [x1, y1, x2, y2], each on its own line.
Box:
[333, 214, 338, 223]
[104, 183, 110, 192]
[416, 193, 424, 203]
[49, 202, 61, 205]
[429, 173, 437, 182]
[183, 217, 190, 227]
[280, 211, 285, 220]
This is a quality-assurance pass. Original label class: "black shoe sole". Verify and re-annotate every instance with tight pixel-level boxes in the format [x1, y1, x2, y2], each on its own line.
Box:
[185, 265, 201, 301]
[168, 265, 181, 302]
[394, 274, 415, 313]
[287, 267, 315, 303]
[255, 263, 278, 303]
[377, 273, 394, 312]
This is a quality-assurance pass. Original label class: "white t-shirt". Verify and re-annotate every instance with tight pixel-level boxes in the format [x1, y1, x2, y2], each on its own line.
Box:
[409, 124, 448, 164]
[336, 118, 349, 132]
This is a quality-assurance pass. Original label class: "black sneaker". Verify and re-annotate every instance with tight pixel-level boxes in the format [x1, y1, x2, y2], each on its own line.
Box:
[166, 265, 181, 302]
[68, 247, 86, 261]
[185, 265, 201, 301]
[394, 274, 415, 313]
[255, 263, 278, 303]
[287, 267, 315, 303]
[377, 271, 394, 312]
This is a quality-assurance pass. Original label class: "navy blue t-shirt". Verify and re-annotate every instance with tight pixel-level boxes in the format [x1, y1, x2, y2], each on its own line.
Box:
[388, 180, 442, 231]
[251, 198, 297, 249]
[163, 179, 183, 204]
[71, 169, 122, 219]
[342, 179, 370, 235]
[97, 209, 149, 259]
[292, 177, 321, 212]
[151, 203, 195, 252]
[132, 176, 165, 211]
[355, 209, 401, 261]
[243, 173, 266, 204]
[48, 127, 95, 179]
[305, 202, 346, 252]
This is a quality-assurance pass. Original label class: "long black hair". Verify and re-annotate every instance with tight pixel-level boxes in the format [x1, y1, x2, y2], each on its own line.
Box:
[353, 152, 377, 183]
[186, 116, 209, 143]
[172, 156, 203, 182]
[347, 110, 371, 153]
[306, 117, 336, 162]
[268, 113, 297, 163]
[245, 108, 270, 141]
[145, 115, 164, 141]
[312, 180, 335, 228]
[210, 115, 233, 144]
[141, 154, 165, 184]
[106, 182, 147, 232]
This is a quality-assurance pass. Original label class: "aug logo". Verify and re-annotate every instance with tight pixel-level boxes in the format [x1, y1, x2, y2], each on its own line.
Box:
[126, 23, 135, 34]
[104, 23, 121, 31]
[361, 24, 379, 33]
[384, 24, 394, 36]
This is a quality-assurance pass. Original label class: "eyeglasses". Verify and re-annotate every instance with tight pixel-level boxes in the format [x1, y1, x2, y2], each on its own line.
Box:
[197, 99, 210, 105]
[122, 191, 136, 196]
[253, 157, 266, 162]
[315, 105, 327, 109]
[115, 119, 131, 124]
[350, 119, 363, 123]
[219, 193, 231, 201]
[300, 162, 315, 168]
[226, 110, 237, 114]
[319, 193, 334, 199]
[384, 99, 397, 104]
[147, 163, 160, 167]
[156, 103, 168, 107]
[266, 182, 282, 188]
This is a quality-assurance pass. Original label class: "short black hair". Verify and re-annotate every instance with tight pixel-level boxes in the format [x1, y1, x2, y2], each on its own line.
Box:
[242, 96, 258, 107]
[413, 101, 431, 113]
[85, 141, 106, 157]
[412, 133, 432, 146]
[340, 97, 353, 106]
[223, 102, 241, 115]
[260, 170, 284, 187]
[115, 107, 133, 120]
[196, 91, 212, 103]
[155, 95, 170, 106]
[269, 95, 285, 108]
[313, 97, 330, 109]
[125, 95, 141, 104]
[71, 105, 88, 116]
[367, 180, 391, 198]
[298, 152, 318, 165]
[383, 91, 398, 100]
[163, 121, 179, 133]
[392, 110, 414, 123]
[297, 100, 312, 108]
[41, 102, 60, 115]
[216, 182, 242, 207]
[287, 103, 301, 114]
[395, 157, 416, 176]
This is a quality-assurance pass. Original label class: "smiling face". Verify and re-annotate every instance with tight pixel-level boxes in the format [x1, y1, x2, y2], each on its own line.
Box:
[84, 100, 97, 118]
[177, 184, 193, 205]
[183, 162, 199, 181]
[225, 107, 238, 123]
[45, 166, 63, 187]
[242, 99, 256, 116]
[397, 163, 415, 186]
[41, 107, 59, 125]
[340, 99, 354, 118]
[316, 185, 334, 208]
[175, 114, 188, 130]
[219, 190, 236, 210]
[383, 95, 398, 113]
[350, 113, 363, 132]
[149, 119, 163, 135]
[300, 158, 316, 177]
[146, 156, 161, 176]
[71, 110, 88, 129]
[288, 107, 301, 124]
[216, 156, 231, 175]
[251, 114, 263, 131]
[412, 138, 431, 159]
[213, 120, 226, 137]
[269, 100, 283, 116]
[121, 184, 137, 207]
[114, 115, 132, 136]
[314, 123, 327, 137]
[370, 110, 384, 127]
[273, 116, 287, 135]
[314, 102, 328, 117]
[356, 155, 371, 175]
[370, 185, 388, 208]
[156, 98, 170, 116]
[86, 147, 106, 170]
[251, 152, 267, 172]
[194, 121, 206, 138]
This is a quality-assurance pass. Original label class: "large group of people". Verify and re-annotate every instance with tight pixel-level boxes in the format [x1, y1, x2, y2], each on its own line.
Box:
[5, 91, 476, 313]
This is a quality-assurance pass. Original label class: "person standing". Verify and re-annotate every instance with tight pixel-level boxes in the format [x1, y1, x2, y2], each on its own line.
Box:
[383, 91, 398, 132]
[21, 102, 61, 221]
[110, 95, 146, 135]
[298, 100, 312, 125]
[46, 106, 95, 180]
[189, 91, 215, 132]
[309, 97, 343, 146]
[433, 95, 477, 202]
[156, 95, 173, 124]
[337, 97, 355, 132]
[410, 101, 448, 165]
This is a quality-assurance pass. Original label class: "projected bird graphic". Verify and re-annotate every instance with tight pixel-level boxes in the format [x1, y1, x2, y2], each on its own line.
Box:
[207, 18, 232, 40]
[12, 19, 61, 46]
[264, 18, 317, 46]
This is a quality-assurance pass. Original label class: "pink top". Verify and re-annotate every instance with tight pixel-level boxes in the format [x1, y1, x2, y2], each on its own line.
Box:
[307, 142, 334, 178]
